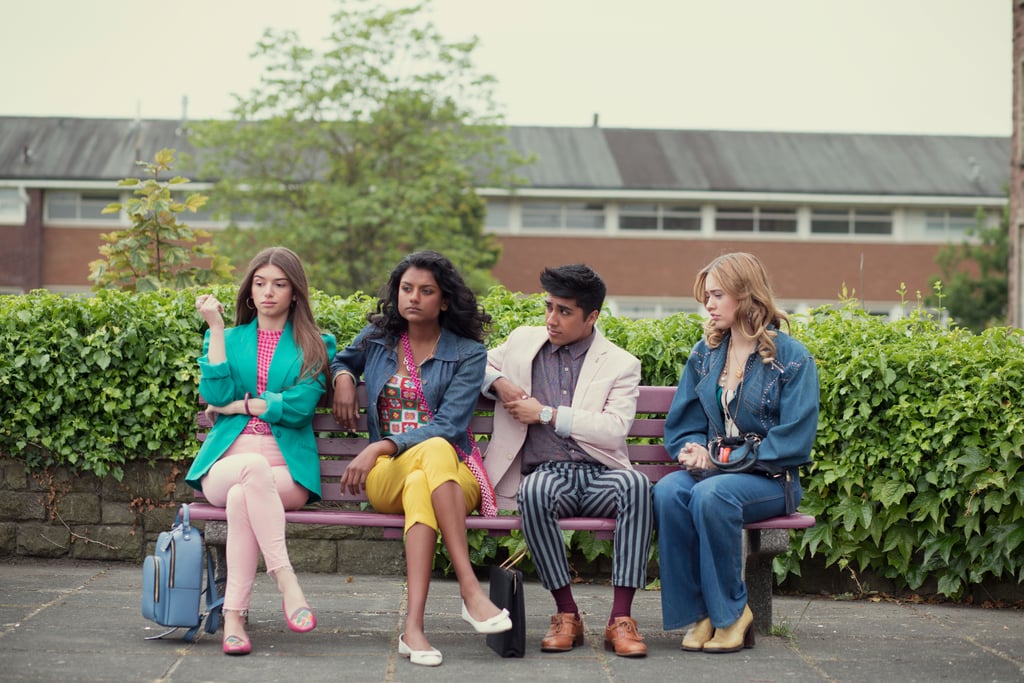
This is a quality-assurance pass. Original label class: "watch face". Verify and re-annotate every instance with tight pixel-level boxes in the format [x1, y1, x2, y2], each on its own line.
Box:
[540, 407, 553, 424]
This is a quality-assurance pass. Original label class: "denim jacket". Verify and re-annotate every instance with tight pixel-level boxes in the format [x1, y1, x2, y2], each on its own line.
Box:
[330, 324, 486, 457]
[664, 328, 819, 469]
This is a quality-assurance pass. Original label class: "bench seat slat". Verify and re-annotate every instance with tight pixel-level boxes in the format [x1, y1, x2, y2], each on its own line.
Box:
[187, 501, 813, 532]
[192, 385, 815, 534]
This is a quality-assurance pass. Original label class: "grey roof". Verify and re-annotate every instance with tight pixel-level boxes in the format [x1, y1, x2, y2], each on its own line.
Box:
[0, 116, 1009, 198]
[0, 117, 197, 182]
[507, 126, 1008, 197]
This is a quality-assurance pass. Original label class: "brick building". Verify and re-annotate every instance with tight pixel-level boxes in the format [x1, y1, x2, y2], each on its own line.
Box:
[0, 116, 1008, 318]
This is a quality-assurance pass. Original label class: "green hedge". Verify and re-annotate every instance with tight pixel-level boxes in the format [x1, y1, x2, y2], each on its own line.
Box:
[790, 305, 1024, 597]
[1, 288, 1021, 596]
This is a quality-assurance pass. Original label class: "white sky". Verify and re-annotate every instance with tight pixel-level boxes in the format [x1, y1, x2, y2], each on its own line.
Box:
[0, 0, 1011, 136]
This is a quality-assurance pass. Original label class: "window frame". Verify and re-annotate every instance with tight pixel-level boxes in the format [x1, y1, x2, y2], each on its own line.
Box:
[810, 207, 893, 236]
[714, 206, 797, 234]
[44, 190, 124, 225]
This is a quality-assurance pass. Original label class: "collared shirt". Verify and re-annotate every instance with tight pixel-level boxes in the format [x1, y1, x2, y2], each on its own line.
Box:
[521, 332, 596, 472]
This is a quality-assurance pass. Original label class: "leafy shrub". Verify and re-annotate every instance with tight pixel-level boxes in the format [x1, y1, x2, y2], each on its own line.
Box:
[0, 288, 203, 478]
[783, 302, 1024, 597]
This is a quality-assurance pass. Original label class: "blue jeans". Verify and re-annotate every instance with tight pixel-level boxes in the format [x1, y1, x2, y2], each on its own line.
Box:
[652, 469, 802, 630]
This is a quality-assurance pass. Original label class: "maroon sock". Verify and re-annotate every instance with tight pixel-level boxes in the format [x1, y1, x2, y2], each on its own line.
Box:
[609, 586, 636, 623]
[551, 585, 578, 617]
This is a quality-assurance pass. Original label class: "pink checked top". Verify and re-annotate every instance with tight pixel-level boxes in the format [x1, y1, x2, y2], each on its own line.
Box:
[241, 328, 283, 435]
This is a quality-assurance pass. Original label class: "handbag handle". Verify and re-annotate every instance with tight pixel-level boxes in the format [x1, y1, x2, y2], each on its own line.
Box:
[500, 549, 528, 570]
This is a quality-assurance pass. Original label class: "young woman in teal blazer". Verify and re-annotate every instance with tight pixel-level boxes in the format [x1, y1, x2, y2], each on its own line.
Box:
[186, 247, 336, 656]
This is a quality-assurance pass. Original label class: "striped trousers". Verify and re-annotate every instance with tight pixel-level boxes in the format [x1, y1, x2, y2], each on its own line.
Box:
[517, 460, 653, 590]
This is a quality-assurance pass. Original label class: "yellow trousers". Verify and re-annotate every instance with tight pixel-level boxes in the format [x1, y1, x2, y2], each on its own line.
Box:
[366, 437, 481, 535]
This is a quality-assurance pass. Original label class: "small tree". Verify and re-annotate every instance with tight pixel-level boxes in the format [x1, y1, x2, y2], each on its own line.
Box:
[189, 0, 526, 295]
[928, 203, 1009, 332]
[88, 148, 233, 291]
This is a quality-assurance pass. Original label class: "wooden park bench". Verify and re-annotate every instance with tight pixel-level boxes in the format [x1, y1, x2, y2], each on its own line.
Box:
[189, 384, 815, 633]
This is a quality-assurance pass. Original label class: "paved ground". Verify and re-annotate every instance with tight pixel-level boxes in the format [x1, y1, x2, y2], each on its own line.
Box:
[0, 558, 1021, 683]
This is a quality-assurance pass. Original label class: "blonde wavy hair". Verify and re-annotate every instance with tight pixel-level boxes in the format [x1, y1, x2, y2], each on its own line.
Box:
[693, 252, 789, 364]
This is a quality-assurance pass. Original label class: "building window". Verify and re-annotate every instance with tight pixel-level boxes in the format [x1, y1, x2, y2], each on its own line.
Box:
[611, 299, 693, 320]
[853, 210, 892, 235]
[715, 206, 796, 233]
[811, 208, 892, 235]
[926, 209, 978, 239]
[45, 191, 122, 223]
[484, 199, 510, 230]
[619, 203, 700, 231]
[0, 188, 24, 224]
[522, 201, 605, 230]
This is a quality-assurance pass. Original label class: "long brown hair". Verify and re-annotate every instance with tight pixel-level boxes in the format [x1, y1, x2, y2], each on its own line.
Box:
[693, 252, 789, 364]
[234, 246, 328, 383]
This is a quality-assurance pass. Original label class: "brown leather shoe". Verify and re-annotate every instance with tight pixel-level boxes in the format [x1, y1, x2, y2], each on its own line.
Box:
[540, 612, 584, 652]
[603, 616, 647, 657]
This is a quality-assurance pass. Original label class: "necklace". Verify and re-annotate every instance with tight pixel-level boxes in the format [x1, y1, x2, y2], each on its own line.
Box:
[729, 341, 747, 379]
[401, 331, 441, 372]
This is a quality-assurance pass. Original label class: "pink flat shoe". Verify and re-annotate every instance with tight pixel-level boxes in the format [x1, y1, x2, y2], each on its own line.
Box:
[223, 634, 251, 656]
[283, 600, 317, 633]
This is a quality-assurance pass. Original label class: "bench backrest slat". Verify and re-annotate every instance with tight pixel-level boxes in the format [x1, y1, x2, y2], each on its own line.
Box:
[196, 385, 676, 507]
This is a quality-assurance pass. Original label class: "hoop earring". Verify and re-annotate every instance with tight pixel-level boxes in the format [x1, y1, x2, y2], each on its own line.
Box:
[246, 297, 256, 311]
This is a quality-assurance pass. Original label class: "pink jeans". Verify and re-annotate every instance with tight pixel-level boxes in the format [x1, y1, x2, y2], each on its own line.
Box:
[201, 434, 308, 612]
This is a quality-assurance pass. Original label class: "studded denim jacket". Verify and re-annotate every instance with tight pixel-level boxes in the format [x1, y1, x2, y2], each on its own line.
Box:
[664, 328, 819, 469]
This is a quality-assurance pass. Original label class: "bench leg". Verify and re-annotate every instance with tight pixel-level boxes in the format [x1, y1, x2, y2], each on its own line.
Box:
[743, 528, 790, 634]
[202, 520, 229, 589]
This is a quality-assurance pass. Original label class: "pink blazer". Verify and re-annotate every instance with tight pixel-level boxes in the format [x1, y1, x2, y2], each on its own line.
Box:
[482, 326, 641, 509]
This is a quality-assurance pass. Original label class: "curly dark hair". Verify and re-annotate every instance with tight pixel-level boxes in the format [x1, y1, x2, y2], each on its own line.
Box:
[366, 250, 491, 343]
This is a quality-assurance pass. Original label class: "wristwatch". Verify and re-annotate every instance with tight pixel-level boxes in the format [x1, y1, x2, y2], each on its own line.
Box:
[539, 406, 554, 425]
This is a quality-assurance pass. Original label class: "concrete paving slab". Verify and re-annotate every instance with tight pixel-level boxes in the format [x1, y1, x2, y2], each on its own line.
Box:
[0, 559, 1020, 683]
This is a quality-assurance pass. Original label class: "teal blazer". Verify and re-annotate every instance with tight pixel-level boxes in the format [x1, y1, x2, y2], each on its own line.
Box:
[185, 318, 337, 503]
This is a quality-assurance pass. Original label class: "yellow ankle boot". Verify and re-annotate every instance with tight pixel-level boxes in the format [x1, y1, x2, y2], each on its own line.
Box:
[703, 605, 755, 653]
[681, 618, 714, 651]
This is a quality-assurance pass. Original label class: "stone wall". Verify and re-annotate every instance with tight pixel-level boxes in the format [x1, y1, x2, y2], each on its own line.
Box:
[0, 457, 406, 575]
[4, 457, 1019, 603]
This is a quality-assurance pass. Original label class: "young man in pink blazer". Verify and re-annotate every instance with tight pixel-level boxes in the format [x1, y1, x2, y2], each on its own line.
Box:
[483, 264, 652, 658]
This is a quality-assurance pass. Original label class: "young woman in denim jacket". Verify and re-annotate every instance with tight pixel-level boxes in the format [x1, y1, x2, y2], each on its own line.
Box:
[330, 251, 511, 667]
[653, 252, 819, 654]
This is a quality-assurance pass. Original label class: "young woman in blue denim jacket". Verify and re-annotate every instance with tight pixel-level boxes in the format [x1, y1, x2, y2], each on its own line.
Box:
[330, 251, 511, 667]
[653, 252, 819, 654]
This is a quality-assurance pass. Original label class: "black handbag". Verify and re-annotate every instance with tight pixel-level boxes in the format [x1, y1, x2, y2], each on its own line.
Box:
[707, 435, 798, 514]
[486, 550, 527, 658]
[707, 433, 762, 473]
